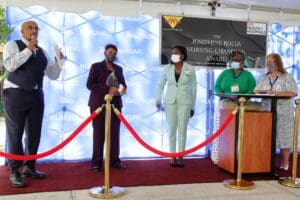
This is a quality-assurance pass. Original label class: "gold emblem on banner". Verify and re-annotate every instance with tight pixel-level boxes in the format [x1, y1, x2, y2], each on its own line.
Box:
[163, 16, 182, 29]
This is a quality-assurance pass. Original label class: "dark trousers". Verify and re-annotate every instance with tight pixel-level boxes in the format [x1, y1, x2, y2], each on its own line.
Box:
[3, 88, 44, 173]
[90, 105, 121, 167]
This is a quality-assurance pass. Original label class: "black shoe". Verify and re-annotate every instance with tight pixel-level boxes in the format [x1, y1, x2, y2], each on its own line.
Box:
[10, 171, 26, 187]
[170, 162, 177, 167]
[111, 162, 127, 169]
[176, 157, 184, 168]
[176, 163, 185, 168]
[90, 166, 103, 172]
[22, 166, 46, 179]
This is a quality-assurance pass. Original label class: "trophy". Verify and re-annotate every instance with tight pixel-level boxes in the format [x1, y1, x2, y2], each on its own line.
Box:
[106, 71, 126, 96]
[106, 71, 119, 88]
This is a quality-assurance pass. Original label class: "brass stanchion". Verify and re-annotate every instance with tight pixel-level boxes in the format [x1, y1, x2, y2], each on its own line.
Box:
[279, 99, 300, 187]
[223, 97, 255, 190]
[89, 94, 125, 198]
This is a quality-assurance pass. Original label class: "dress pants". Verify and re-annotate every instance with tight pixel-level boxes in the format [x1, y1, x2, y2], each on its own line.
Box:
[3, 88, 44, 172]
[165, 103, 191, 153]
[90, 105, 121, 167]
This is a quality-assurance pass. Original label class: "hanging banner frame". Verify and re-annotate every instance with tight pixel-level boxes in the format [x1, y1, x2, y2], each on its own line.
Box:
[160, 14, 267, 68]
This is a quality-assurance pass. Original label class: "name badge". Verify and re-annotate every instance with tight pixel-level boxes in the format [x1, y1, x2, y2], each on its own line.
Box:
[231, 84, 239, 93]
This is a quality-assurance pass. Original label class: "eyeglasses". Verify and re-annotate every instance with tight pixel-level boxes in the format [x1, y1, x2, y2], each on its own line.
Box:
[25, 26, 40, 31]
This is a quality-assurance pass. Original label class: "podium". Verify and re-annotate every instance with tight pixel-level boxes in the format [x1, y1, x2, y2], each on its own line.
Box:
[218, 108, 272, 173]
[216, 94, 288, 174]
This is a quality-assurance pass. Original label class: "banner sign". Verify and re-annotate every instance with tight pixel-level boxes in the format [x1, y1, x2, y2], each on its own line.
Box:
[161, 15, 267, 68]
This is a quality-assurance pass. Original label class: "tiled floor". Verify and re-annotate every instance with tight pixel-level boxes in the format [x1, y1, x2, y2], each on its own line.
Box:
[0, 180, 300, 200]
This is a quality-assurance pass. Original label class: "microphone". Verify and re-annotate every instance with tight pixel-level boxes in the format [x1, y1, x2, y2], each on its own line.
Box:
[30, 35, 38, 56]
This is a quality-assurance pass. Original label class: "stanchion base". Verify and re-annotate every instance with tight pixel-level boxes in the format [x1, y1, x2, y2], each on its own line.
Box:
[89, 186, 125, 199]
[279, 177, 300, 188]
[223, 179, 255, 190]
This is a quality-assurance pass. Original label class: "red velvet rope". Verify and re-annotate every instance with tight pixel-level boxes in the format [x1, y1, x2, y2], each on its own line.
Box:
[116, 110, 236, 158]
[0, 112, 98, 160]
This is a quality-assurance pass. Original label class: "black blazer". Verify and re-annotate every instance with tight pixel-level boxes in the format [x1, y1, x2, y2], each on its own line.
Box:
[86, 60, 127, 109]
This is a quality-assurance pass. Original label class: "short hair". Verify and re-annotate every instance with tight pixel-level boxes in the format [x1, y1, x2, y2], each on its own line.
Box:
[230, 50, 245, 61]
[173, 45, 187, 61]
[105, 44, 118, 52]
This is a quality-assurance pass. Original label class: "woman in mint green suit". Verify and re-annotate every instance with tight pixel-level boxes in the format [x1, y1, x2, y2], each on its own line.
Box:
[156, 46, 197, 167]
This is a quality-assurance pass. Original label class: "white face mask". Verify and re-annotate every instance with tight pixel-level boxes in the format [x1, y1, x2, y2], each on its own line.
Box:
[230, 61, 241, 69]
[171, 54, 181, 63]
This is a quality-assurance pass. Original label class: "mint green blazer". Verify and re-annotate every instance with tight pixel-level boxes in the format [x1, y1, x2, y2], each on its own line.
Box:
[156, 62, 197, 109]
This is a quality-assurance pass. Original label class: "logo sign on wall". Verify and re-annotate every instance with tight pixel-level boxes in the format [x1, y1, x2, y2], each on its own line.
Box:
[161, 15, 267, 68]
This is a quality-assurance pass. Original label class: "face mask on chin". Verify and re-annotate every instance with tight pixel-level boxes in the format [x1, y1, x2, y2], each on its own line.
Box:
[230, 61, 241, 69]
[170, 54, 181, 64]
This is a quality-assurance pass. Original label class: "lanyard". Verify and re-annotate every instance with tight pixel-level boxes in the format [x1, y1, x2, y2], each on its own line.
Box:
[268, 76, 278, 90]
[232, 70, 242, 80]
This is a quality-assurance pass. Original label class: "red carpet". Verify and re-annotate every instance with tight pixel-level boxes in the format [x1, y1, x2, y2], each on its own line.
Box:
[0, 157, 298, 195]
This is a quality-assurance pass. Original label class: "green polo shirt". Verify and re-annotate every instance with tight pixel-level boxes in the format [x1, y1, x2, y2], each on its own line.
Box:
[214, 69, 256, 94]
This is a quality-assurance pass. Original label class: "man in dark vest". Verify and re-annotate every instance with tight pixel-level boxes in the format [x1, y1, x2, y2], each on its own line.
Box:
[2, 20, 65, 187]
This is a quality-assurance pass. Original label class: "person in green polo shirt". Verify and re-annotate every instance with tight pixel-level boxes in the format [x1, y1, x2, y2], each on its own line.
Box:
[214, 51, 256, 94]
[211, 50, 256, 164]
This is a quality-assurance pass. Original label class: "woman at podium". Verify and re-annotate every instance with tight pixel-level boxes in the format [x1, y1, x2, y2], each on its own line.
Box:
[254, 53, 297, 171]
[211, 51, 256, 164]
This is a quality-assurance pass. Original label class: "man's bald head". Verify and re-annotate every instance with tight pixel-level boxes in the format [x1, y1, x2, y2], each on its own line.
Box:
[20, 21, 39, 41]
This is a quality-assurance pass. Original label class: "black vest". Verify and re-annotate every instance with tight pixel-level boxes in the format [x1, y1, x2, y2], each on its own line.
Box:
[7, 40, 47, 91]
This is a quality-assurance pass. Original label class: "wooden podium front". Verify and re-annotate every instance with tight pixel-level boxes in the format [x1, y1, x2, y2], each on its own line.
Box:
[218, 109, 272, 173]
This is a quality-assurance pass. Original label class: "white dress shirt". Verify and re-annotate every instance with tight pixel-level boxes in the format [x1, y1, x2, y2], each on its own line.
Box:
[3, 37, 63, 89]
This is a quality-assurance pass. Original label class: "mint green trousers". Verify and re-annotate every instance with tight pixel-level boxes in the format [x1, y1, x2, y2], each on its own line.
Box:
[165, 103, 191, 153]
